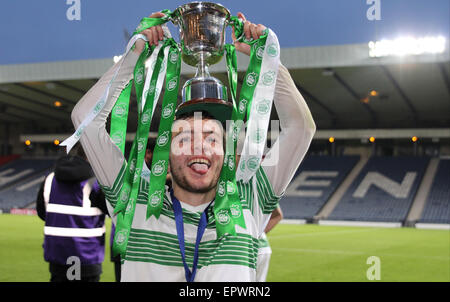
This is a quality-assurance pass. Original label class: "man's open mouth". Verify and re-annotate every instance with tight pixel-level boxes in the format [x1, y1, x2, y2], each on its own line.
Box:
[187, 158, 211, 175]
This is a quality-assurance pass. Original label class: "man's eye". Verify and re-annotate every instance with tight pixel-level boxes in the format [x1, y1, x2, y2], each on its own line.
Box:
[178, 136, 190, 143]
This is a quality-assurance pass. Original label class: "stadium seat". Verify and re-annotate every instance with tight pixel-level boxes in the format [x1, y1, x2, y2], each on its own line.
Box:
[326, 156, 429, 222]
[279, 155, 360, 220]
[419, 159, 450, 224]
[0, 159, 55, 211]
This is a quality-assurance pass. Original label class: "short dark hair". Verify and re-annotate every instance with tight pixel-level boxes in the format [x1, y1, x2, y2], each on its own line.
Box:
[175, 110, 226, 129]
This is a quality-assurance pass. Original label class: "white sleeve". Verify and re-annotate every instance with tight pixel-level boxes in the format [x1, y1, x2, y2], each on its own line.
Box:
[261, 63, 316, 196]
[71, 51, 140, 188]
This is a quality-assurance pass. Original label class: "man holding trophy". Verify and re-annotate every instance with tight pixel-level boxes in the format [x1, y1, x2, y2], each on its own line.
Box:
[65, 2, 315, 281]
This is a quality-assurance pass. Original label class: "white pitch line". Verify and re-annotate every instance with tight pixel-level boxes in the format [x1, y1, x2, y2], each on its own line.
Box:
[273, 247, 450, 261]
[269, 228, 377, 239]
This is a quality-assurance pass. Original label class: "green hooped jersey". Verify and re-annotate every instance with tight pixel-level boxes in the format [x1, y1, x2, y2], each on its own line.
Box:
[101, 161, 281, 282]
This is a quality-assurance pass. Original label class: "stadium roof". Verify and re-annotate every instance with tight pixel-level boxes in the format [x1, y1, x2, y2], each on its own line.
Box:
[0, 0, 449, 139]
[0, 42, 449, 136]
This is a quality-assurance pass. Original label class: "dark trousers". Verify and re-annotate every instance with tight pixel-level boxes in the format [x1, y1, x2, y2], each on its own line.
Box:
[49, 263, 102, 282]
[50, 274, 100, 282]
[113, 259, 121, 282]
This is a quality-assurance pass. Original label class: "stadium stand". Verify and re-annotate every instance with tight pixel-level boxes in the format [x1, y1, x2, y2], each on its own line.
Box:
[0, 169, 51, 211]
[0, 158, 55, 211]
[326, 156, 430, 223]
[0, 159, 55, 190]
[419, 159, 450, 224]
[279, 155, 360, 220]
[0, 155, 21, 166]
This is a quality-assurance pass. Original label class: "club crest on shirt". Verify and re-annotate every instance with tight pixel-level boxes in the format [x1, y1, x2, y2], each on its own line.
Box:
[232, 123, 240, 142]
[162, 103, 174, 119]
[251, 128, 265, 144]
[245, 72, 258, 87]
[151, 160, 166, 176]
[246, 156, 260, 172]
[239, 99, 248, 114]
[216, 209, 231, 226]
[111, 132, 123, 146]
[120, 187, 130, 204]
[256, 99, 271, 115]
[262, 70, 276, 86]
[228, 155, 235, 171]
[230, 204, 242, 219]
[218, 180, 226, 197]
[137, 138, 146, 152]
[129, 159, 136, 173]
[255, 45, 265, 60]
[227, 181, 236, 195]
[169, 51, 179, 64]
[125, 200, 134, 214]
[115, 229, 128, 245]
[239, 158, 246, 172]
[266, 43, 279, 57]
[135, 67, 144, 84]
[93, 100, 105, 115]
[167, 78, 178, 91]
[75, 125, 85, 139]
[133, 168, 141, 183]
[157, 131, 170, 147]
[113, 104, 127, 118]
[150, 190, 163, 207]
[148, 84, 156, 94]
[141, 112, 151, 124]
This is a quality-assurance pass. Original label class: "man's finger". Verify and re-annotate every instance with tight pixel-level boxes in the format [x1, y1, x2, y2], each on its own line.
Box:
[142, 29, 152, 44]
[149, 12, 166, 18]
[250, 23, 259, 41]
[150, 27, 159, 45]
[237, 12, 246, 22]
[156, 26, 164, 40]
[256, 24, 266, 37]
[243, 21, 251, 40]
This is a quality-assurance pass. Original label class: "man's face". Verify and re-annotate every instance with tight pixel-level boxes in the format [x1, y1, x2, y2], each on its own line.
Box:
[169, 115, 224, 194]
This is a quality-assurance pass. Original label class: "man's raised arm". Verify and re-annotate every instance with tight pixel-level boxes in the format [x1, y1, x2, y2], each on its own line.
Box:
[71, 51, 139, 188]
[262, 63, 316, 196]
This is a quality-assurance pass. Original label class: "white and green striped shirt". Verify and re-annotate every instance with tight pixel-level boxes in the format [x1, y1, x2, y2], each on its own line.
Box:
[101, 161, 281, 281]
[71, 50, 316, 281]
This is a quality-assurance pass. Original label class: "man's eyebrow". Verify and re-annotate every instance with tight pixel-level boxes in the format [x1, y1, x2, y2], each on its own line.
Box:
[173, 129, 221, 135]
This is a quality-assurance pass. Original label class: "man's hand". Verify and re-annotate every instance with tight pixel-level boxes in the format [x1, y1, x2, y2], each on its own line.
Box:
[232, 12, 267, 56]
[133, 12, 166, 54]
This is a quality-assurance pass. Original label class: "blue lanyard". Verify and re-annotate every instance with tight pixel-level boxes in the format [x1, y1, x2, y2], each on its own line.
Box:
[170, 190, 211, 282]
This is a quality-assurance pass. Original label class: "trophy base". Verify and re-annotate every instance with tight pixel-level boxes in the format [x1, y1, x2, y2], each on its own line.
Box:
[175, 98, 232, 125]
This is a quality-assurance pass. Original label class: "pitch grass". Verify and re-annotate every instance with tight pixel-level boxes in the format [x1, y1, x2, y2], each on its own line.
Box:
[0, 214, 448, 282]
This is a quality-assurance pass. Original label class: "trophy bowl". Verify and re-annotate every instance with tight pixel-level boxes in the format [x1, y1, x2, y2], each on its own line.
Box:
[172, 1, 230, 67]
[172, 2, 232, 120]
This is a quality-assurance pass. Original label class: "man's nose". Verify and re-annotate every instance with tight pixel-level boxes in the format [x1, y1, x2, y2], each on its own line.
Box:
[192, 132, 203, 155]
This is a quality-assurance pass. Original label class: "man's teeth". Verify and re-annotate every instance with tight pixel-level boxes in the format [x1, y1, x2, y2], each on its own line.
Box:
[188, 158, 210, 167]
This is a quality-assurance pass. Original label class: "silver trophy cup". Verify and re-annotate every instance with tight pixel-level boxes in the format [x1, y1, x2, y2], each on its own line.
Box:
[172, 2, 230, 106]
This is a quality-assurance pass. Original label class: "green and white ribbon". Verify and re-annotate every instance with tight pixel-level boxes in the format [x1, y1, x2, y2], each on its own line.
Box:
[62, 12, 281, 255]
[211, 23, 280, 238]
[60, 33, 149, 153]
[236, 28, 280, 183]
[145, 42, 181, 220]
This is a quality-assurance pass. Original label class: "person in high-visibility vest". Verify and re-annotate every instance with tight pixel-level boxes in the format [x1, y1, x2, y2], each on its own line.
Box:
[36, 144, 107, 282]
